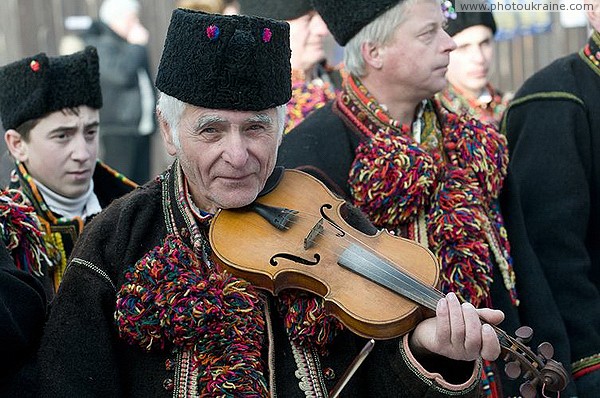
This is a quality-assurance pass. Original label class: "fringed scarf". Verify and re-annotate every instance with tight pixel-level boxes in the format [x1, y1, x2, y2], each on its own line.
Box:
[115, 163, 343, 396]
[0, 189, 49, 275]
[339, 74, 517, 308]
[285, 69, 337, 133]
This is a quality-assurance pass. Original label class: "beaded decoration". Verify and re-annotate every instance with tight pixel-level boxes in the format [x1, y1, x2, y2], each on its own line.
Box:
[581, 30, 600, 70]
[436, 83, 508, 128]
[262, 27, 272, 43]
[0, 189, 49, 275]
[339, 75, 517, 308]
[29, 60, 41, 72]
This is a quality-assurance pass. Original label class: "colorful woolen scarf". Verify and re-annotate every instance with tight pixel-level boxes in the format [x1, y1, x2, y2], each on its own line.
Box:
[340, 75, 517, 308]
[0, 189, 49, 275]
[285, 69, 337, 133]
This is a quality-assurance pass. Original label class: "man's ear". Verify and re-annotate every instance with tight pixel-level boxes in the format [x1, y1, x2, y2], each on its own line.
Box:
[4, 129, 28, 162]
[157, 111, 177, 157]
[361, 41, 384, 70]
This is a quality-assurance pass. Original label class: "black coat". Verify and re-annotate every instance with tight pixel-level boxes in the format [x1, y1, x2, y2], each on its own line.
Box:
[0, 238, 46, 397]
[501, 45, 600, 397]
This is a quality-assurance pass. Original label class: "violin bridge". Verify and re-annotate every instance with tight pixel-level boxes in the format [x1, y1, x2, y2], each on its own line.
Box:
[304, 218, 324, 250]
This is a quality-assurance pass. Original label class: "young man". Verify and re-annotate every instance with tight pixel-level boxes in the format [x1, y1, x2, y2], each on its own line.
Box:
[38, 9, 504, 397]
[501, 0, 600, 395]
[278, 0, 523, 395]
[1, 47, 136, 295]
[238, 0, 340, 132]
[436, 8, 510, 127]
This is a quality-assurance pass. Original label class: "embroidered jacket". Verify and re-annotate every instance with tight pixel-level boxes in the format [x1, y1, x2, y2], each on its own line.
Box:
[8, 161, 136, 294]
[436, 83, 510, 128]
[500, 31, 600, 397]
[38, 162, 484, 397]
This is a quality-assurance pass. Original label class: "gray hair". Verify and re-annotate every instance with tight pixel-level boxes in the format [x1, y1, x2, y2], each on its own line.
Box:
[99, 0, 140, 24]
[344, 0, 419, 77]
[156, 91, 287, 149]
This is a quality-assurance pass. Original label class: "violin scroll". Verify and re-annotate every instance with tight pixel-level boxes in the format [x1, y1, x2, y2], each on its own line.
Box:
[498, 326, 569, 397]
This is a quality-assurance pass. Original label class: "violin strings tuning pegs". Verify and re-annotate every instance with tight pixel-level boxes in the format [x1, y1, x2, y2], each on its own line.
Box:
[519, 381, 537, 398]
[537, 342, 555, 360]
[504, 361, 522, 379]
[514, 326, 534, 343]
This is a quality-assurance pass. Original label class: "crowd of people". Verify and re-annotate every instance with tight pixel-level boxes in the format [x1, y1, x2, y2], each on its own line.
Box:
[0, 0, 598, 396]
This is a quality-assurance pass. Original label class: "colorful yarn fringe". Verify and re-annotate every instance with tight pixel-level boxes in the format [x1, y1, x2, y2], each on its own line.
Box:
[345, 80, 516, 307]
[0, 189, 48, 275]
[115, 234, 269, 396]
[285, 69, 337, 133]
[278, 290, 344, 356]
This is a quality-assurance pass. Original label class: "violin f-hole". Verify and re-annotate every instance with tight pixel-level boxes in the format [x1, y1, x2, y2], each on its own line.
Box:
[270, 253, 321, 267]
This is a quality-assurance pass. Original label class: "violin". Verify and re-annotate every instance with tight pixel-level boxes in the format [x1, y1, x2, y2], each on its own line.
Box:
[209, 168, 569, 396]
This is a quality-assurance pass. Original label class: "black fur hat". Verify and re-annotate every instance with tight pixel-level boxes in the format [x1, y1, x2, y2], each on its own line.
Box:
[238, 0, 312, 20]
[445, 9, 497, 37]
[312, 0, 400, 46]
[155, 9, 292, 111]
[0, 46, 102, 130]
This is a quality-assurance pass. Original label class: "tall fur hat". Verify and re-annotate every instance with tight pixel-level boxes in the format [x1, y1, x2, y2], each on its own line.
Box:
[238, 0, 312, 21]
[445, 9, 497, 37]
[312, 0, 400, 46]
[0, 46, 102, 130]
[155, 9, 292, 111]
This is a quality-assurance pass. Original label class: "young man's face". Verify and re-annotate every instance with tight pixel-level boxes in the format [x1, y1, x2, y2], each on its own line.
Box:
[160, 105, 282, 214]
[6, 106, 100, 198]
[377, 0, 456, 101]
[446, 25, 495, 98]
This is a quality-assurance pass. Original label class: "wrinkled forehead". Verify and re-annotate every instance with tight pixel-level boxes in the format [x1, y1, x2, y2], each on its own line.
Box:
[182, 104, 277, 125]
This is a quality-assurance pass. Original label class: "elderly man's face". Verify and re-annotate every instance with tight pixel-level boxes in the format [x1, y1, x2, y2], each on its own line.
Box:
[377, 0, 456, 102]
[161, 105, 281, 213]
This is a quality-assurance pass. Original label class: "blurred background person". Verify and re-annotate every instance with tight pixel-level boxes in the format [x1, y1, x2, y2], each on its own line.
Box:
[436, 8, 511, 127]
[238, 0, 341, 132]
[82, 0, 156, 184]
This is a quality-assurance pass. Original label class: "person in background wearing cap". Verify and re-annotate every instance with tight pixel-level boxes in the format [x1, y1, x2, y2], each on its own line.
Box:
[239, 0, 341, 132]
[500, 0, 600, 395]
[0, 192, 48, 396]
[82, 0, 157, 185]
[1, 47, 137, 297]
[436, 8, 510, 127]
[278, 0, 522, 395]
[38, 9, 504, 397]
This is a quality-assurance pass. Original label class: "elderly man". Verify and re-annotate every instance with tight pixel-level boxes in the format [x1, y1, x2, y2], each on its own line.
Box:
[39, 9, 503, 397]
[0, 47, 136, 295]
[278, 0, 525, 395]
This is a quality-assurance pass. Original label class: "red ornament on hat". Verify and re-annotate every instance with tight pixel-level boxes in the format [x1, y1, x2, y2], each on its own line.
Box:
[29, 60, 41, 72]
